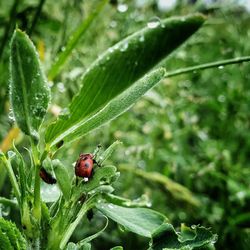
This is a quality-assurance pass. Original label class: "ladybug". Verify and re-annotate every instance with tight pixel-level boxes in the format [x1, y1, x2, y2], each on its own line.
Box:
[40, 167, 57, 184]
[75, 153, 95, 179]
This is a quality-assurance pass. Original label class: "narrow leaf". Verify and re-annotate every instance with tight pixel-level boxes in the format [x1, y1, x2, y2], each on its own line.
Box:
[48, 0, 108, 80]
[96, 203, 167, 238]
[45, 14, 205, 146]
[46, 68, 165, 146]
[10, 29, 50, 139]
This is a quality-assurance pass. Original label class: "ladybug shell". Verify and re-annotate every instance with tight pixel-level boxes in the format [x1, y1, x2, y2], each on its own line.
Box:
[75, 153, 94, 178]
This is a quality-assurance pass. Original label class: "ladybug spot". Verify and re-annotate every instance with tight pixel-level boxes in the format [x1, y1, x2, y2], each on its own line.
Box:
[85, 162, 90, 168]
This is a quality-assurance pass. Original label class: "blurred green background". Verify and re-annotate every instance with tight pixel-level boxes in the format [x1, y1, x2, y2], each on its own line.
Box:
[1, 0, 250, 249]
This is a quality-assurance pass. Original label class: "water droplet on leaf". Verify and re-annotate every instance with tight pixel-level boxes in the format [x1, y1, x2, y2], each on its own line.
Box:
[117, 3, 128, 13]
[147, 17, 161, 29]
[120, 42, 128, 52]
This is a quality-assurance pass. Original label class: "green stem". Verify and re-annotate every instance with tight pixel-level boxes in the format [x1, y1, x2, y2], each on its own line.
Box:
[59, 196, 97, 249]
[28, 0, 47, 35]
[0, 0, 19, 60]
[48, 0, 109, 80]
[118, 164, 200, 207]
[0, 197, 18, 208]
[165, 56, 250, 78]
[30, 139, 41, 223]
[0, 154, 21, 203]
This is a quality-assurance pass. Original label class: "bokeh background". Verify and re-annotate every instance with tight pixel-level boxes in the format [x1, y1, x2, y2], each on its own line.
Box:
[1, 0, 250, 249]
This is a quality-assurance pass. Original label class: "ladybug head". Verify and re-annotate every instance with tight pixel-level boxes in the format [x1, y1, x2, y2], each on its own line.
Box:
[79, 153, 93, 160]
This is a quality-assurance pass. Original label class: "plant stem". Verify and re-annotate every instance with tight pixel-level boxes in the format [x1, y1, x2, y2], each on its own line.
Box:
[118, 164, 200, 207]
[165, 56, 250, 78]
[0, 0, 19, 60]
[28, 0, 47, 35]
[0, 197, 18, 208]
[30, 139, 41, 223]
[48, 0, 109, 80]
[0, 154, 21, 203]
[59, 196, 97, 249]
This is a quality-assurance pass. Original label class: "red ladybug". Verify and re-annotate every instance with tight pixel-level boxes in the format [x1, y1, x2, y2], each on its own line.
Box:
[75, 153, 94, 179]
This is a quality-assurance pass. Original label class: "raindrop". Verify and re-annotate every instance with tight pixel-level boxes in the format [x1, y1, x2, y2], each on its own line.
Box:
[108, 204, 114, 209]
[57, 82, 66, 93]
[61, 46, 66, 52]
[117, 3, 128, 13]
[147, 17, 161, 29]
[108, 47, 114, 53]
[35, 93, 44, 101]
[218, 65, 224, 69]
[59, 108, 70, 120]
[8, 109, 15, 122]
[110, 20, 117, 28]
[120, 42, 128, 52]
[218, 95, 226, 103]
[139, 35, 145, 42]
[48, 81, 53, 88]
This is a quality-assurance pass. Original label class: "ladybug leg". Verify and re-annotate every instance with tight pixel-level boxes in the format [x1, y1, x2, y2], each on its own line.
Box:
[93, 159, 101, 167]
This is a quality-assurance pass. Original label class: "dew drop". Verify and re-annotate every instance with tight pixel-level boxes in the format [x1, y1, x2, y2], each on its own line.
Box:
[59, 108, 70, 120]
[139, 35, 145, 42]
[218, 65, 224, 69]
[61, 46, 66, 52]
[108, 47, 114, 53]
[8, 109, 15, 122]
[117, 3, 128, 13]
[120, 42, 128, 52]
[57, 82, 66, 93]
[147, 17, 161, 29]
[108, 204, 114, 209]
[110, 20, 117, 28]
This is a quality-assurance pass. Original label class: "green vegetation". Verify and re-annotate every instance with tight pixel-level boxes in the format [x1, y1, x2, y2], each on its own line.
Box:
[0, 1, 250, 249]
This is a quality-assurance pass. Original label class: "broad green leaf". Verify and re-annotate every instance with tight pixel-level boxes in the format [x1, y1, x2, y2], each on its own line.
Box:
[74, 165, 117, 199]
[10, 29, 50, 140]
[110, 247, 123, 250]
[78, 216, 108, 245]
[96, 203, 167, 237]
[45, 14, 205, 147]
[0, 217, 27, 250]
[52, 159, 72, 199]
[149, 223, 217, 250]
[48, 0, 108, 80]
[47, 68, 165, 147]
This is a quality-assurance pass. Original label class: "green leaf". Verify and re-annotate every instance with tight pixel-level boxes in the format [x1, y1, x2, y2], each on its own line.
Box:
[0, 217, 27, 250]
[98, 141, 122, 165]
[48, 0, 108, 80]
[10, 29, 50, 140]
[47, 68, 165, 147]
[96, 203, 167, 238]
[74, 165, 117, 198]
[149, 224, 217, 250]
[78, 216, 108, 245]
[52, 159, 72, 199]
[110, 247, 123, 250]
[45, 14, 205, 147]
